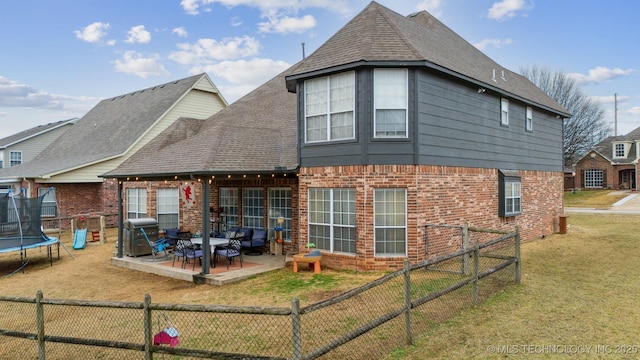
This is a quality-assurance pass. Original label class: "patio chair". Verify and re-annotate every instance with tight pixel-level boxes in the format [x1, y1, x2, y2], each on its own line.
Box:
[214, 233, 243, 270]
[242, 228, 267, 255]
[140, 228, 170, 260]
[182, 239, 203, 271]
[172, 238, 189, 267]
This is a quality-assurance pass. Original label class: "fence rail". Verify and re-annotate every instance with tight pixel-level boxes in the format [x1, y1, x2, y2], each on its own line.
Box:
[0, 224, 519, 359]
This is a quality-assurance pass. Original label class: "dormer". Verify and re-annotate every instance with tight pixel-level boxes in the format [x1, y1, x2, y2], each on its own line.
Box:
[612, 141, 632, 159]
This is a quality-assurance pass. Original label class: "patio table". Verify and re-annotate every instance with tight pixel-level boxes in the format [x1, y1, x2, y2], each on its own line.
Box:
[190, 237, 229, 268]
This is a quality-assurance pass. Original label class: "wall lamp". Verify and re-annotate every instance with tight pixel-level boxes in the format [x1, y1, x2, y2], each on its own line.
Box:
[477, 87, 486, 94]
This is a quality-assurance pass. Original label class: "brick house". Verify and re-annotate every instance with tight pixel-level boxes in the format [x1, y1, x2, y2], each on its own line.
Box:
[105, 2, 570, 272]
[0, 74, 227, 228]
[573, 127, 640, 190]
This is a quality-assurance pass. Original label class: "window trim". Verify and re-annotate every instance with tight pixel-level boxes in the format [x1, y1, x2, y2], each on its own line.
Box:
[373, 188, 407, 257]
[584, 169, 604, 188]
[374, 68, 408, 139]
[242, 187, 264, 230]
[525, 106, 533, 132]
[156, 188, 179, 231]
[126, 188, 147, 219]
[498, 170, 521, 217]
[304, 71, 355, 143]
[9, 151, 22, 166]
[308, 188, 357, 254]
[613, 143, 625, 158]
[269, 187, 292, 241]
[500, 98, 509, 126]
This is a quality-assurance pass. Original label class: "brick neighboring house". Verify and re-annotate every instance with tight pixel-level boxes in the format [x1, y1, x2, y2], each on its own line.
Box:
[574, 127, 640, 190]
[105, 2, 570, 272]
[0, 73, 227, 228]
[0, 119, 76, 195]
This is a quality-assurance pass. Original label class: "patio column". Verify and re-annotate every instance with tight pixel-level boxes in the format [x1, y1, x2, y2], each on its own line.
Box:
[117, 179, 124, 258]
[201, 180, 211, 274]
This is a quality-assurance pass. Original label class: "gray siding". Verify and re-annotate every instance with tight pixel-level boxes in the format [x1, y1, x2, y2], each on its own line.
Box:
[299, 67, 563, 171]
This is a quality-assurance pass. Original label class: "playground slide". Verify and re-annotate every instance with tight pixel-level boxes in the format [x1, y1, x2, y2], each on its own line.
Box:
[73, 228, 88, 250]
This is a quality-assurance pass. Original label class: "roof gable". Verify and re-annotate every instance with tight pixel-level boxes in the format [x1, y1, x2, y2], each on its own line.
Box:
[286, 1, 568, 117]
[0, 73, 224, 179]
[0, 119, 76, 148]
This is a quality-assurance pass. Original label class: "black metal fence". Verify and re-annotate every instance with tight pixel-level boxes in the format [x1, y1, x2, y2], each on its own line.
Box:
[0, 225, 519, 359]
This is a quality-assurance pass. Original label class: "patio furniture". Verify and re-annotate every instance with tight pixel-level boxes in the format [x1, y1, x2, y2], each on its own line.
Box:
[172, 238, 188, 267]
[293, 253, 322, 274]
[139, 227, 170, 260]
[182, 239, 203, 271]
[214, 233, 243, 269]
[242, 228, 267, 256]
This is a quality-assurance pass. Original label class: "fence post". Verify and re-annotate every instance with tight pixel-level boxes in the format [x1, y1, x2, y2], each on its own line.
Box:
[515, 226, 521, 284]
[292, 297, 302, 360]
[403, 259, 413, 345]
[462, 223, 470, 275]
[472, 236, 479, 306]
[144, 294, 152, 360]
[36, 290, 45, 360]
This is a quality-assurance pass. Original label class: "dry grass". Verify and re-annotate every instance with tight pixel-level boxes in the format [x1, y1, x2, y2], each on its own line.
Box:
[386, 213, 640, 359]
[0, 228, 383, 306]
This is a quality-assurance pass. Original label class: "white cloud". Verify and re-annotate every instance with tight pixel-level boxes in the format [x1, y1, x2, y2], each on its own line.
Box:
[591, 94, 630, 104]
[258, 14, 316, 34]
[416, 0, 443, 17]
[487, 0, 528, 21]
[568, 67, 636, 85]
[473, 38, 513, 50]
[74, 22, 111, 43]
[628, 107, 640, 115]
[168, 35, 261, 65]
[172, 27, 188, 38]
[112, 51, 170, 78]
[0, 76, 60, 108]
[180, 0, 201, 15]
[125, 25, 151, 44]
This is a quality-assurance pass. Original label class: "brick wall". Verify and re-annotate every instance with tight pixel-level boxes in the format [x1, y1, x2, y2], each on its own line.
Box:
[299, 165, 563, 271]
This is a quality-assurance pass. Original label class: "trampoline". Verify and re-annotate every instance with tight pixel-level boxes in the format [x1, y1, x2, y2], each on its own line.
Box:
[0, 188, 63, 275]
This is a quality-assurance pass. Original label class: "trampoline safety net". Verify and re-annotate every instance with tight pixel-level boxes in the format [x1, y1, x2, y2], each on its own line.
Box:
[0, 193, 46, 248]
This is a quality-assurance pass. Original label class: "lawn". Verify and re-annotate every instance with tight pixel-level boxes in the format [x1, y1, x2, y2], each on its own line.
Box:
[563, 189, 628, 208]
[385, 213, 640, 359]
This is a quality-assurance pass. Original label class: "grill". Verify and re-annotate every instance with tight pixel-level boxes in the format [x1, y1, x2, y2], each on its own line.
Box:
[123, 218, 159, 257]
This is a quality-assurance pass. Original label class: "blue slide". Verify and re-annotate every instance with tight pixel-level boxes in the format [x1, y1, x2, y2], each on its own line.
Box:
[73, 228, 88, 250]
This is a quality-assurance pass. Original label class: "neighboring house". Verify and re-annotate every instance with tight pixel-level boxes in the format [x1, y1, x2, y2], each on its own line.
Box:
[0, 118, 76, 196]
[105, 2, 570, 271]
[574, 127, 640, 190]
[0, 73, 228, 227]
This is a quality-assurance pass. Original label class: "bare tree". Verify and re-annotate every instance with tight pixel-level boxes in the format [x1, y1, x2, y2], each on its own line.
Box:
[520, 65, 611, 167]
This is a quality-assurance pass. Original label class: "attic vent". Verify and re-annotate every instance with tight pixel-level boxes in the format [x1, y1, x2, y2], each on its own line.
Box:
[501, 70, 507, 82]
[492, 69, 497, 82]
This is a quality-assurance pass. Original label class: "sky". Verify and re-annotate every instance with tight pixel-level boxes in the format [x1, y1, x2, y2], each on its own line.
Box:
[1, 0, 638, 139]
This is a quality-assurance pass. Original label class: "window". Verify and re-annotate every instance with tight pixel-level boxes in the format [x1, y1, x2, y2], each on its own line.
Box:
[10, 151, 22, 166]
[308, 188, 356, 254]
[269, 188, 292, 240]
[584, 169, 604, 188]
[0, 152, 3, 168]
[243, 188, 264, 229]
[126, 188, 147, 219]
[374, 189, 407, 256]
[157, 188, 179, 230]
[614, 143, 625, 158]
[38, 188, 57, 218]
[500, 98, 509, 126]
[304, 71, 355, 142]
[374, 68, 408, 138]
[525, 106, 533, 132]
[498, 170, 521, 216]
[220, 188, 239, 228]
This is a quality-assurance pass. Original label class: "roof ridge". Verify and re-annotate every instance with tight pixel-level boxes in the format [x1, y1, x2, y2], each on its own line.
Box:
[105, 73, 204, 101]
[376, 3, 424, 59]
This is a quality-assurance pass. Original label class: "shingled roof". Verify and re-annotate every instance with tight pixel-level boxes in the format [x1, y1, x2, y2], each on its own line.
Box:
[588, 126, 640, 164]
[0, 73, 218, 178]
[103, 66, 299, 178]
[0, 119, 76, 148]
[286, 1, 569, 117]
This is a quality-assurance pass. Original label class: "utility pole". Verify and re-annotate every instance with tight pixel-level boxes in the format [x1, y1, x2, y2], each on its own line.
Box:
[614, 93, 618, 136]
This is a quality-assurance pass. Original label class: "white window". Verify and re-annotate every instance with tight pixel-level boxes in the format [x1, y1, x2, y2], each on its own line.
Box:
[10, 151, 22, 166]
[308, 188, 356, 254]
[614, 143, 625, 158]
[525, 106, 533, 132]
[269, 188, 292, 240]
[501, 98, 509, 126]
[304, 71, 355, 142]
[0, 152, 3, 169]
[242, 188, 264, 229]
[38, 188, 57, 218]
[157, 188, 179, 231]
[584, 170, 603, 188]
[504, 181, 521, 215]
[374, 189, 407, 256]
[126, 188, 147, 219]
[374, 68, 408, 138]
[220, 188, 239, 228]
